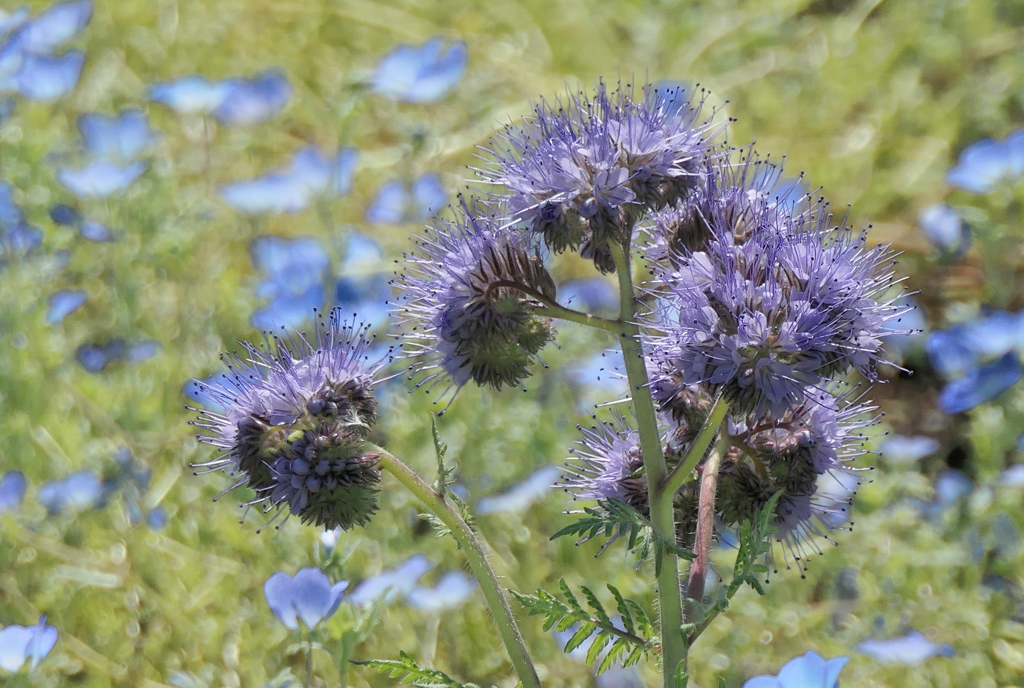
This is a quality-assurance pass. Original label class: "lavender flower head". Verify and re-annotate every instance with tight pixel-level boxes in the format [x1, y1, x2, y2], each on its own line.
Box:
[189, 309, 391, 530]
[393, 201, 556, 412]
[481, 81, 715, 271]
[646, 192, 906, 416]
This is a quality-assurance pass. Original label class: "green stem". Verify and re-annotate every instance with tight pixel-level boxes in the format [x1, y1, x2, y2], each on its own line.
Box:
[485, 279, 620, 333]
[684, 430, 730, 615]
[609, 241, 686, 685]
[372, 447, 542, 688]
[661, 394, 727, 499]
[306, 637, 314, 688]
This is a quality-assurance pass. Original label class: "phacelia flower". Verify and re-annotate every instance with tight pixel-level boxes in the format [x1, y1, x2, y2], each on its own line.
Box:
[646, 197, 905, 416]
[189, 309, 391, 531]
[393, 202, 556, 410]
[481, 81, 715, 271]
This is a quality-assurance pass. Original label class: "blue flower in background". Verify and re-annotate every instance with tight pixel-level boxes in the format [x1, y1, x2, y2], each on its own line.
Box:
[347, 555, 434, 606]
[558, 277, 618, 314]
[371, 37, 467, 103]
[927, 311, 1024, 413]
[78, 109, 155, 162]
[264, 568, 349, 631]
[0, 8, 30, 40]
[334, 232, 392, 329]
[37, 470, 104, 514]
[918, 203, 969, 258]
[220, 145, 358, 215]
[146, 505, 168, 531]
[75, 339, 160, 372]
[10, 1, 92, 54]
[0, 616, 58, 674]
[148, 75, 232, 116]
[406, 571, 476, 613]
[743, 651, 849, 688]
[212, 70, 291, 126]
[0, 471, 27, 513]
[0, 50, 84, 101]
[46, 289, 87, 324]
[0, 1, 91, 103]
[1002, 463, 1024, 487]
[0, 183, 43, 259]
[56, 160, 146, 199]
[249, 235, 329, 330]
[946, 130, 1024, 193]
[476, 464, 560, 515]
[857, 631, 955, 665]
[879, 435, 940, 464]
[365, 174, 446, 224]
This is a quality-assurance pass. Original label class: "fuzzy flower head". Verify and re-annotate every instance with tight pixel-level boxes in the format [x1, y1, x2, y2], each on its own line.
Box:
[189, 310, 391, 531]
[647, 198, 906, 417]
[481, 81, 715, 271]
[393, 201, 557, 412]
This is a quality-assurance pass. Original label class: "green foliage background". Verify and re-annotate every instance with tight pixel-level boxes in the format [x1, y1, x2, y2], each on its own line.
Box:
[2, 0, 1024, 686]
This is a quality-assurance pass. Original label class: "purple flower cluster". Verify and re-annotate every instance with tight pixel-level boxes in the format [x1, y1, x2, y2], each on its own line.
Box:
[481, 81, 714, 271]
[189, 309, 391, 530]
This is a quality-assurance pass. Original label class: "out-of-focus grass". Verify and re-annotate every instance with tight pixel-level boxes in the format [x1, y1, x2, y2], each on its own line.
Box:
[2, 0, 1024, 687]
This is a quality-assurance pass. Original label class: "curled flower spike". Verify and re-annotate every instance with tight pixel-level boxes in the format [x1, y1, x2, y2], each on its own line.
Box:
[480, 80, 717, 271]
[646, 195, 908, 417]
[392, 200, 556, 412]
[188, 309, 393, 531]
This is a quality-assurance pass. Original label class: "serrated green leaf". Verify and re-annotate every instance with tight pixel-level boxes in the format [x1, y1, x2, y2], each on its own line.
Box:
[585, 629, 613, 665]
[608, 585, 635, 635]
[353, 650, 470, 687]
[564, 622, 597, 653]
[580, 585, 612, 626]
[559, 578, 585, 614]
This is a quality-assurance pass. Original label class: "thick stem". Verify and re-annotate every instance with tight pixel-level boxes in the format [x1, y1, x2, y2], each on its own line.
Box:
[685, 431, 730, 613]
[609, 242, 686, 684]
[661, 394, 727, 499]
[373, 447, 542, 688]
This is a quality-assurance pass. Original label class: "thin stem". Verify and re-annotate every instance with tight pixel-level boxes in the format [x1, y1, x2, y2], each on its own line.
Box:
[372, 446, 542, 688]
[661, 394, 727, 499]
[609, 241, 686, 684]
[485, 279, 620, 333]
[685, 430, 730, 613]
[306, 637, 314, 688]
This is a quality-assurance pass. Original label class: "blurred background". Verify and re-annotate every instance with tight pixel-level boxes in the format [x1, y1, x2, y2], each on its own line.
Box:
[1, 0, 1023, 686]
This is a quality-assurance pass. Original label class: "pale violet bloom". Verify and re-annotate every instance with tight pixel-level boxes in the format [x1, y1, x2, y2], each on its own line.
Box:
[476, 464, 560, 515]
[148, 75, 232, 116]
[371, 37, 467, 103]
[879, 435, 940, 464]
[743, 651, 849, 688]
[0, 471, 27, 513]
[37, 471, 104, 514]
[77, 109, 154, 162]
[406, 571, 476, 613]
[56, 161, 146, 199]
[365, 174, 446, 224]
[857, 631, 955, 666]
[918, 203, 969, 258]
[347, 555, 434, 606]
[0, 616, 58, 674]
[212, 70, 291, 127]
[946, 130, 1024, 193]
[220, 146, 358, 215]
[46, 289, 87, 324]
[263, 568, 349, 631]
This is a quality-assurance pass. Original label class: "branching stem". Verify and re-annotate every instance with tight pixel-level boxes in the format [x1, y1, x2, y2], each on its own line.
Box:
[372, 446, 542, 688]
[685, 430, 731, 614]
[661, 393, 727, 499]
[485, 279, 620, 333]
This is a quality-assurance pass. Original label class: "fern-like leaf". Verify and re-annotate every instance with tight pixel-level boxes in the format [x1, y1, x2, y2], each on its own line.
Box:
[353, 651, 479, 688]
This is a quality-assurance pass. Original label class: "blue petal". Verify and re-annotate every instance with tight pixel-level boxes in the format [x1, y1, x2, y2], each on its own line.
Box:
[1002, 463, 1024, 487]
[0, 8, 30, 42]
[0, 181, 23, 226]
[476, 464, 561, 515]
[57, 160, 145, 199]
[340, 232, 385, 273]
[212, 70, 291, 127]
[918, 203, 969, 256]
[79, 220, 113, 242]
[264, 568, 348, 631]
[333, 147, 359, 197]
[146, 505, 168, 531]
[371, 38, 467, 103]
[406, 571, 476, 613]
[946, 138, 1010, 193]
[251, 235, 329, 295]
[559, 277, 618, 313]
[879, 435, 940, 464]
[0, 625, 33, 674]
[126, 339, 160, 363]
[1007, 128, 1024, 178]
[742, 678, 782, 688]
[46, 288, 87, 324]
[939, 352, 1022, 413]
[411, 173, 446, 219]
[219, 172, 313, 215]
[365, 180, 408, 224]
[925, 329, 977, 380]
[776, 651, 828, 688]
[347, 555, 434, 606]
[7, 50, 84, 101]
[25, 617, 57, 669]
[48, 203, 79, 226]
[857, 631, 955, 666]
[961, 311, 1024, 359]
[932, 469, 974, 510]
[2, 222, 42, 255]
[78, 109, 154, 162]
[148, 75, 231, 116]
[0, 471, 27, 513]
[16, 0, 92, 54]
[251, 284, 325, 331]
[334, 273, 390, 329]
[38, 470, 103, 514]
[75, 340, 126, 372]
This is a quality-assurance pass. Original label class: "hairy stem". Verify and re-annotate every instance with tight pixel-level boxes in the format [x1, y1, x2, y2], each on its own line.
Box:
[609, 241, 686, 684]
[661, 394, 727, 499]
[685, 430, 730, 614]
[373, 447, 542, 688]
[485, 278, 621, 333]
